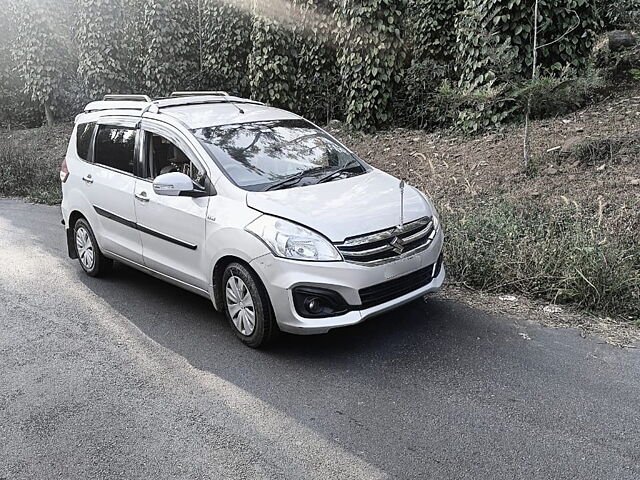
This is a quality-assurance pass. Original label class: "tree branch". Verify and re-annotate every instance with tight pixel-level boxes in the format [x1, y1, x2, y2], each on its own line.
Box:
[535, 10, 581, 51]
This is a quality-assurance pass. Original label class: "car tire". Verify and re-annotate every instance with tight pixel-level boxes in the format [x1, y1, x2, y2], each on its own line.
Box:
[73, 218, 113, 277]
[222, 262, 279, 348]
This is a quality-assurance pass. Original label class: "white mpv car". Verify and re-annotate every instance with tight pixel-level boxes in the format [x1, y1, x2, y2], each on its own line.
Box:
[61, 92, 445, 347]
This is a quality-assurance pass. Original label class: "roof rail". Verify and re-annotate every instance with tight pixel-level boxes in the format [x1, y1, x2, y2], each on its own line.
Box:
[170, 91, 230, 98]
[103, 94, 152, 102]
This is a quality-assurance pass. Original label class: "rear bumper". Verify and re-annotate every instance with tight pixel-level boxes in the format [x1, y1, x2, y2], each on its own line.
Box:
[250, 229, 445, 334]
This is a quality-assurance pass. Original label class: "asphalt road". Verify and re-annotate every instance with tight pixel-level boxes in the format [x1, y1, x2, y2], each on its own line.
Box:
[1, 198, 639, 479]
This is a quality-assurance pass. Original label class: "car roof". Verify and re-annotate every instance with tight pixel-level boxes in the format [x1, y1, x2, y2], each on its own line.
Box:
[161, 103, 301, 130]
[81, 94, 302, 130]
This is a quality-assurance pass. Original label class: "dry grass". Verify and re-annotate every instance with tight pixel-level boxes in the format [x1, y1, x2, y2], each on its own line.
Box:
[0, 124, 71, 204]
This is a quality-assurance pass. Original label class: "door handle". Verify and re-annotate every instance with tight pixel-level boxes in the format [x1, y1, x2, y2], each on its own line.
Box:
[82, 175, 93, 184]
[135, 191, 149, 202]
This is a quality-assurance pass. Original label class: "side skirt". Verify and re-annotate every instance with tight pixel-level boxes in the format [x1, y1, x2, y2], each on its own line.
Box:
[103, 250, 212, 301]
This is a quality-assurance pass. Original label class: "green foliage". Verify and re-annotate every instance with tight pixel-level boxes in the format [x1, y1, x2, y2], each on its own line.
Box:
[457, 0, 600, 88]
[143, 0, 199, 97]
[407, 0, 463, 64]
[10, 0, 72, 121]
[0, 2, 42, 127]
[120, 0, 148, 92]
[77, 0, 125, 98]
[248, 8, 297, 109]
[0, 0, 621, 131]
[454, 0, 601, 132]
[598, 0, 640, 30]
[336, 0, 408, 131]
[396, 0, 463, 129]
[201, 0, 253, 96]
[513, 70, 605, 119]
[444, 200, 640, 319]
[291, 0, 341, 123]
[394, 62, 458, 129]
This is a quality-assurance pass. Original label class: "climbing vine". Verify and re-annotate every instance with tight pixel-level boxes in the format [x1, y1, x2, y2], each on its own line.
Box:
[120, 0, 148, 93]
[76, 0, 125, 98]
[454, 0, 601, 132]
[291, 0, 340, 122]
[0, 0, 612, 131]
[336, 0, 408, 131]
[201, 0, 253, 96]
[457, 0, 601, 91]
[143, 0, 198, 97]
[10, 0, 71, 125]
[247, 4, 297, 109]
[407, 0, 463, 64]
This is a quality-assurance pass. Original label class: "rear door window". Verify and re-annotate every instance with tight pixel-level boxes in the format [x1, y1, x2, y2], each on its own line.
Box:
[76, 122, 96, 161]
[94, 126, 137, 175]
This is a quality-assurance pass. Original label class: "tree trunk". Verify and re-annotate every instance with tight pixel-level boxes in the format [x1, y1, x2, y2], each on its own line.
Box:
[523, 0, 539, 171]
[44, 101, 55, 127]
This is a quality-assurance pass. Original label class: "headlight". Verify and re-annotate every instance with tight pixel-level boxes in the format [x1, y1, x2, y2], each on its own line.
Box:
[246, 215, 342, 262]
[417, 189, 441, 231]
[433, 214, 440, 232]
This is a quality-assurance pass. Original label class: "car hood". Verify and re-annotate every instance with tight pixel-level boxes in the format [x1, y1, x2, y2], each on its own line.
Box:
[246, 169, 433, 242]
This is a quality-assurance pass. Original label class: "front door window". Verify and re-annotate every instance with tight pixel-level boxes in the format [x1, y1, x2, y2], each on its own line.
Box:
[145, 133, 206, 189]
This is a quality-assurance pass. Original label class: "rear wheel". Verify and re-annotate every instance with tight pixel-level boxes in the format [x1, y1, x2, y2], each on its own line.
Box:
[73, 218, 112, 277]
[222, 262, 278, 348]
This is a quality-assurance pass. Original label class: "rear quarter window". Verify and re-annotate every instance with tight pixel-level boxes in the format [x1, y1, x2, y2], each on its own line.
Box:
[94, 125, 137, 175]
[76, 122, 96, 161]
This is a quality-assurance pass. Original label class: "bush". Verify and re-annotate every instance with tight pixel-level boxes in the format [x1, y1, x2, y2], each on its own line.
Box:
[444, 201, 640, 320]
[394, 61, 457, 129]
[513, 70, 605, 119]
[0, 134, 62, 204]
[595, 43, 640, 82]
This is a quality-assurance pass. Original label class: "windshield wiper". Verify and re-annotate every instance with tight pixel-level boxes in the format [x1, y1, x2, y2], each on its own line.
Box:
[316, 160, 362, 184]
[265, 167, 328, 191]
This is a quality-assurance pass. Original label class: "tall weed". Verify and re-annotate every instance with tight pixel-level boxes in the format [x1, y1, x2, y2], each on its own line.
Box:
[444, 201, 639, 320]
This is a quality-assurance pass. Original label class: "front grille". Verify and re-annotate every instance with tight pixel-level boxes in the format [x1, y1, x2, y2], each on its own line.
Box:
[358, 260, 438, 309]
[335, 217, 437, 265]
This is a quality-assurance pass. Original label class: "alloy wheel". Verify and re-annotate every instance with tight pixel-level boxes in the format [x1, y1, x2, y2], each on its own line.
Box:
[75, 226, 95, 270]
[225, 275, 256, 336]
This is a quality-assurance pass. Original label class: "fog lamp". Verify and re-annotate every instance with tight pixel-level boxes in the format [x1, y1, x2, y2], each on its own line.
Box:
[292, 287, 350, 318]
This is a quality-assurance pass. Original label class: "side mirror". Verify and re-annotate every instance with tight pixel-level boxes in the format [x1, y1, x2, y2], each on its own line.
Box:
[152, 172, 208, 198]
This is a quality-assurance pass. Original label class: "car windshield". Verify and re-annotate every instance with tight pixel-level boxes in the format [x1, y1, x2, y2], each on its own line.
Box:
[192, 119, 366, 191]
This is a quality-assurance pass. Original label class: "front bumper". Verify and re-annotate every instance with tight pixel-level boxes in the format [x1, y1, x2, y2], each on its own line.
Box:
[250, 229, 445, 334]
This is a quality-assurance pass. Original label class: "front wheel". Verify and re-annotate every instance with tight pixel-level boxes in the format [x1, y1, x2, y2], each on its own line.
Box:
[73, 218, 113, 277]
[222, 262, 278, 348]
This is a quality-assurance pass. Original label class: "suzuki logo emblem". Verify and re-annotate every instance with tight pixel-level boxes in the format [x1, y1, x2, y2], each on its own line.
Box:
[390, 236, 405, 254]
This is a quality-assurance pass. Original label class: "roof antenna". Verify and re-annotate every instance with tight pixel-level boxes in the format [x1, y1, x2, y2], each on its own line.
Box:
[224, 94, 245, 115]
[399, 180, 405, 228]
